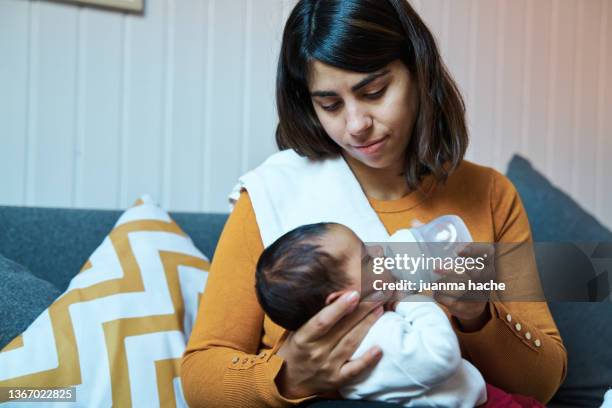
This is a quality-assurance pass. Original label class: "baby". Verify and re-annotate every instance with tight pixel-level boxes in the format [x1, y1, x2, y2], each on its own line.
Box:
[255, 222, 487, 408]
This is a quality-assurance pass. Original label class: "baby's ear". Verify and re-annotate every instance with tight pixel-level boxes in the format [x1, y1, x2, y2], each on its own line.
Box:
[325, 290, 347, 305]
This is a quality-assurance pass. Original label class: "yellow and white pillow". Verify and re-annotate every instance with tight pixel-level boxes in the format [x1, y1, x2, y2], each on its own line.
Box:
[0, 196, 209, 407]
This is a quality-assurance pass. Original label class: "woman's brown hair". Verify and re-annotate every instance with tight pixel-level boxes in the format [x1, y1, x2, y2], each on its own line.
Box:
[276, 0, 468, 189]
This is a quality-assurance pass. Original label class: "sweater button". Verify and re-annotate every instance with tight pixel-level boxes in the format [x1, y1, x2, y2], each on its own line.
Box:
[231, 356, 239, 364]
[506, 313, 512, 323]
[525, 332, 532, 340]
[534, 339, 541, 347]
[514, 322, 522, 331]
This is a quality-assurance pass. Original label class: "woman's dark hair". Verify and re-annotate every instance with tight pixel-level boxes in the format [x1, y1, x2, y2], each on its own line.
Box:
[276, 0, 468, 189]
[255, 222, 351, 331]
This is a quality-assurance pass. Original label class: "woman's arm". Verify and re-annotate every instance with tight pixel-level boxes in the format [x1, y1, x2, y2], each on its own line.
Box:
[181, 191, 384, 407]
[450, 170, 567, 404]
[181, 191, 312, 408]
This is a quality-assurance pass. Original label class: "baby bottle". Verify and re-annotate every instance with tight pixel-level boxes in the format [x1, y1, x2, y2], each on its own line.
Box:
[385, 215, 473, 284]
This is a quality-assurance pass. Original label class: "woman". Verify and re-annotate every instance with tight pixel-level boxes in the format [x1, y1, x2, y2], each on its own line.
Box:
[181, 0, 567, 406]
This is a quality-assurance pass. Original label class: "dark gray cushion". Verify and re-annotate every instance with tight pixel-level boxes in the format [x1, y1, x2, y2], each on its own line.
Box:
[170, 211, 229, 261]
[506, 155, 612, 407]
[0, 207, 123, 292]
[547, 303, 612, 407]
[506, 155, 612, 242]
[0, 206, 228, 292]
[0, 253, 61, 350]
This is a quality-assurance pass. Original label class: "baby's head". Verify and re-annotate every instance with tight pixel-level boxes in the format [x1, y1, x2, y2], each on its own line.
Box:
[255, 222, 386, 331]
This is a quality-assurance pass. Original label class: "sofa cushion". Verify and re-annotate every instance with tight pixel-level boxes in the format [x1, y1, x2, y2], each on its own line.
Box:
[0, 195, 209, 407]
[0, 254, 61, 350]
[506, 155, 612, 242]
[0, 206, 228, 293]
[506, 155, 612, 407]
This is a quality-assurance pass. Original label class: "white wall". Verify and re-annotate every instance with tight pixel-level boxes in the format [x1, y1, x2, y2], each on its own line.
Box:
[1, 0, 610, 229]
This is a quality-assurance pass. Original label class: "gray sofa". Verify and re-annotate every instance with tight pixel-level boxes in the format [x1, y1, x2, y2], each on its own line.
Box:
[1, 155, 611, 407]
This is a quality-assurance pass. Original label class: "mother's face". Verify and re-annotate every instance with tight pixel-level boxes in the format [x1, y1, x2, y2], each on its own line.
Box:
[308, 59, 418, 171]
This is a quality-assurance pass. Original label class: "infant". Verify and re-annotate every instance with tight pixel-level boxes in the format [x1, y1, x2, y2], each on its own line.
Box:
[255, 222, 487, 408]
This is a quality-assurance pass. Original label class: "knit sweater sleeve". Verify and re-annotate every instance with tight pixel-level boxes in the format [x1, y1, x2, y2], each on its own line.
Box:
[451, 169, 567, 404]
[181, 190, 315, 408]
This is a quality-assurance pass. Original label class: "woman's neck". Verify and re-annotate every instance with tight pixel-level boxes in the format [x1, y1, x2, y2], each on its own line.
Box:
[342, 153, 411, 200]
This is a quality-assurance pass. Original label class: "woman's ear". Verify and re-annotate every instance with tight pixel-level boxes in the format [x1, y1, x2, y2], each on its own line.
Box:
[325, 290, 347, 305]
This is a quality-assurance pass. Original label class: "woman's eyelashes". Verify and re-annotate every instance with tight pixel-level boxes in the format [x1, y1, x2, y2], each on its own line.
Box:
[321, 101, 341, 112]
[363, 86, 387, 100]
[320, 86, 388, 112]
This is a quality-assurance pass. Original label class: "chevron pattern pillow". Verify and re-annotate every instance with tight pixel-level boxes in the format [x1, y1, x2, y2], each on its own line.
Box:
[0, 196, 209, 407]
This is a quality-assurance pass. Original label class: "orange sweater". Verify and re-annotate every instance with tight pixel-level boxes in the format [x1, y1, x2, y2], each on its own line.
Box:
[181, 160, 567, 407]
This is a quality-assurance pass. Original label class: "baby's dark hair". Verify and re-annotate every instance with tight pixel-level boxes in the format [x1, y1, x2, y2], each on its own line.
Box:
[255, 222, 352, 331]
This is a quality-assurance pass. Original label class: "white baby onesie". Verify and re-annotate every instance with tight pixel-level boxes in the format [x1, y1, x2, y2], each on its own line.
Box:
[340, 295, 487, 408]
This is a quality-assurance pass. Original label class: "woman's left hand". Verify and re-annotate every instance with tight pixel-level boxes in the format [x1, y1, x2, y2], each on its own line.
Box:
[432, 243, 495, 332]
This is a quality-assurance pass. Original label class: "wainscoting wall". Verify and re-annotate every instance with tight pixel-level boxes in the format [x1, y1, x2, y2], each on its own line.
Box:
[0, 0, 610, 229]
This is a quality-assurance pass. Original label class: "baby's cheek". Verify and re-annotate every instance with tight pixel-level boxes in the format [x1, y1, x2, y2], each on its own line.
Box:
[358, 274, 376, 299]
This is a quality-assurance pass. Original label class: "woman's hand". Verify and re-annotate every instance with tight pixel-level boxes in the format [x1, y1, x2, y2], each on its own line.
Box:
[433, 243, 495, 332]
[275, 291, 384, 399]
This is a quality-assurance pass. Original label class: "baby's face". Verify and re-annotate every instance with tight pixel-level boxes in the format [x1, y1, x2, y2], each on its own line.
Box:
[321, 224, 395, 302]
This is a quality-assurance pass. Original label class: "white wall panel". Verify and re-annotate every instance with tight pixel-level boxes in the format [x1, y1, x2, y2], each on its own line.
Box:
[204, 0, 247, 211]
[76, 7, 123, 209]
[166, 0, 206, 212]
[0, 0, 29, 204]
[122, 0, 164, 208]
[525, 0, 552, 172]
[496, 0, 526, 169]
[418, 0, 443, 40]
[596, 0, 611, 218]
[549, 0, 578, 197]
[444, 0, 472, 101]
[33, 2, 78, 206]
[0, 0, 610, 230]
[470, 0, 498, 168]
[243, 0, 285, 173]
[573, 0, 603, 216]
